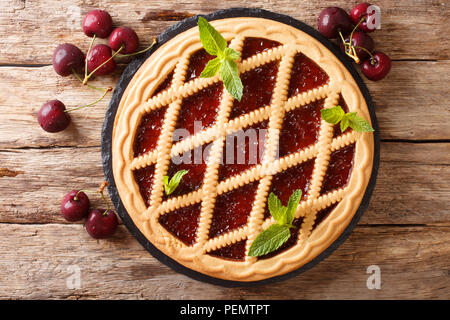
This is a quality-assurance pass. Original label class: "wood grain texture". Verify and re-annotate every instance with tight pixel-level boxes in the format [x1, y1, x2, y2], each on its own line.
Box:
[0, 143, 448, 225]
[0, 223, 448, 299]
[0, 0, 448, 300]
[0, 60, 449, 150]
[0, 0, 449, 65]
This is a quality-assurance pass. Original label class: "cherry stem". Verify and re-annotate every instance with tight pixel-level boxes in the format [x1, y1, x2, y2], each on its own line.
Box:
[338, 17, 367, 64]
[64, 86, 112, 113]
[339, 31, 360, 64]
[354, 45, 375, 61]
[73, 182, 111, 215]
[74, 188, 98, 201]
[85, 34, 96, 79]
[98, 181, 111, 215]
[83, 45, 124, 85]
[115, 37, 157, 58]
[72, 69, 105, 92]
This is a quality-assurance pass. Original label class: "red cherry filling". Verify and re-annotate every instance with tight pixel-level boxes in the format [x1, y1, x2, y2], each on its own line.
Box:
[133, 164, 156, 206]
[320, 144, 355, 195]
[218, 120, 268, 181]
[185, 49, 215, 82]
[159, 203, 202, 245]
[164, 144, 211, 199]
[152, 70, 174, 97]
[208, 181, 259, 238]
[288, 53, 329, 97]
[240, 37, 282, 60]
[229, 61, 279, 119]
[134, 106, 168, 157]
[264, 159, 315, 219]
[312, 202, 339, 231]
[278, 99, 324, 158]
[207, 239, 247, 261]
[174, 82, 223, 136]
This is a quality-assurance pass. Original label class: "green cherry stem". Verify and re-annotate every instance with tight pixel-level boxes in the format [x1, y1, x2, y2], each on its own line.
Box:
[72, 69, 105, 92]
[64, 86, 112, 113]
[115, 37, 157, 58]
[343, 17, 366, 64]
[354, 45, 375, 62]
[85, 34, 96, 79]
[82, 45, 124, 85]
[339, 30, 360, 63]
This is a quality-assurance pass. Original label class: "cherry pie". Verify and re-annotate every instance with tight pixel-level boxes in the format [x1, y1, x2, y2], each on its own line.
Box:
[111, 17, 374, 281]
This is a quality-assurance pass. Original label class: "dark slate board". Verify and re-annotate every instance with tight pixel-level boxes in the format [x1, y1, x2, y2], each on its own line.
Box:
[101, 7, 380, 287]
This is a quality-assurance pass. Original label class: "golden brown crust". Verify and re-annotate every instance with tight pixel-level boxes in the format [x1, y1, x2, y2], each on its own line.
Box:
[112, 17, 374, 281]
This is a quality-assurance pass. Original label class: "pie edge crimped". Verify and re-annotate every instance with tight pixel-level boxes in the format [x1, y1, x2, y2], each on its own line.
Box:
[111, 17, 374, 281]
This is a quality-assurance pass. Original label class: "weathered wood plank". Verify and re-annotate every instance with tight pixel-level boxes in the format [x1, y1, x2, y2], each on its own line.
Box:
[0, 143, 448, 225]
[0, 223, 447, 299]
[0, 0, 448, 64]
[0, 61, 448, 150]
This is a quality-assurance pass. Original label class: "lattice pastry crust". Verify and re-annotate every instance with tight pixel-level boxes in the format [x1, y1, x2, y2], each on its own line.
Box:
[112, 17, 374, 281]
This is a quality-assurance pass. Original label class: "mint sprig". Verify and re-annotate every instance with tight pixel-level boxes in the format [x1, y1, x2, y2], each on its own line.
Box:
[321, 105, 374, 132]
[163, 170, 189, 195]
[248, 190, 302, 257]
[197, 17, 243, 101]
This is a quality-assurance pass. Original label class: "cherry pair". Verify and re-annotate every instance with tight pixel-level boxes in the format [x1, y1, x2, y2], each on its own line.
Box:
[317, 3, 391, 81]
[61, 183, 118, 239]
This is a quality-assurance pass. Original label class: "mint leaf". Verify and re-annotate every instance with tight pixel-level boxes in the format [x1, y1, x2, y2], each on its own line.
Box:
[197, 16, 227, 56]
[248, 224, 291, 257]
[220, 58, 243, 101]
[285, 189, 302, 225]
[345, 112, 374, 132]
[223, 47, 240, 61]
[163, 170, 189, 195]
[321, 105, 374, 133]
[197, 17, 243, 101]
[200, 57, 222, 78]
[268, 192, 286, 224]
[321, 106, 345, 124]
[340, 116, 350, 132]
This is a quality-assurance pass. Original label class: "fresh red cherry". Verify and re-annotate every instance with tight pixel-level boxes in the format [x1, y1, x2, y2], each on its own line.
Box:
[350, 3, 377, 33]
[86, 44, 116, 76]
[61, 190, 90, 222]
[318, 7, 353, 39]
[108, 26, 139, 54]
[361, 51, 391, 81]
[37, 100, 71, 133]
[340, 31, 374, 60]
[82, 9, 113, 38]
[85, 209, 119, 239]
[52, 43, 84, 77]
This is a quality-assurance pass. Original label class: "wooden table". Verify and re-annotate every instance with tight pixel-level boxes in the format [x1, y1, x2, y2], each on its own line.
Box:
[0, 0, 448, 300]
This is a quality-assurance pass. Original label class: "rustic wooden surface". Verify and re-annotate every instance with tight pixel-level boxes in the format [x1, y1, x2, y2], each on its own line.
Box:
[0, 0, 448, 300]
